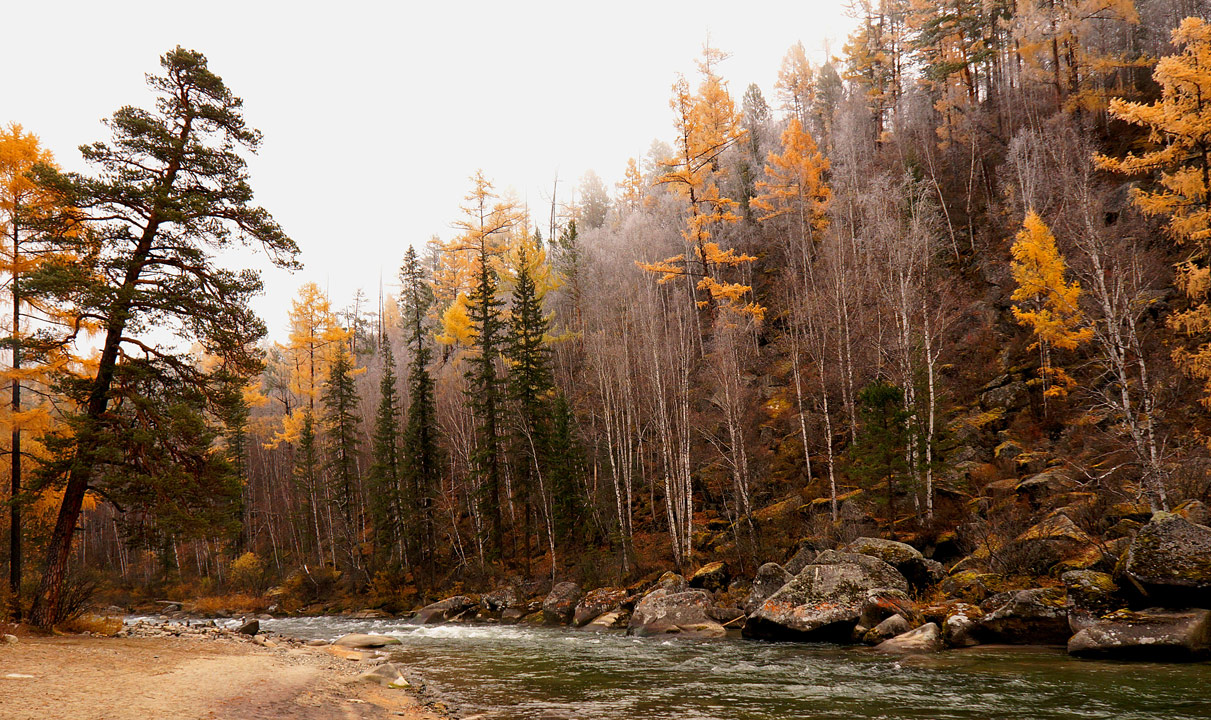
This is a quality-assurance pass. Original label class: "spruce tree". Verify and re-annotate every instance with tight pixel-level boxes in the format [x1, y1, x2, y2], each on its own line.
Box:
[367, 344, 403, 566]
[850, 380, 909, 524]
[293, 409, 323, 564]
[322, 347, 362, 571]
[399, 245, 442, 583]
[466, 237, 507, 560]
[506, 239, 554, 573]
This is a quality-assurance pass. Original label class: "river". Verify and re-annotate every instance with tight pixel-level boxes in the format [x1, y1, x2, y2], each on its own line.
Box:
[253, 616, 1209, 720]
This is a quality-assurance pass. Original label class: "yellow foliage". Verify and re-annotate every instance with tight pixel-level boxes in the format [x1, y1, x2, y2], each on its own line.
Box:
[617, 157, 644, 212]
[753, 117, 831, 239]
[437, 291, 474, 347]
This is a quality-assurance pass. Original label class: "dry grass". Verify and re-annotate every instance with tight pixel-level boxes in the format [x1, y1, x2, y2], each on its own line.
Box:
[187, 593, 271, 615]
[58, 613, 123, 636]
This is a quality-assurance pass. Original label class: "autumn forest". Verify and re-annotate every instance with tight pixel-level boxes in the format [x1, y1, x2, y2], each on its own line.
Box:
[5, 0, 1211, 626]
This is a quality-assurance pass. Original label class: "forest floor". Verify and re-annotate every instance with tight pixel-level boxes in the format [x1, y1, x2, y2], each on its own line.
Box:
[0, 630, 441, 720]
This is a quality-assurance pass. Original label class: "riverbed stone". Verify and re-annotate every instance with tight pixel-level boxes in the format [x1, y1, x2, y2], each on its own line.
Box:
[482, 586, 520, 614]
[333, 633, 402, 648]
[573, 587, 627, 627]
[414, 595, 478, 624]
[627, 589, 726, 639]
[645, 572, 688, 597]
[1063, 570, 1124, 633]
[742, 563, 792, 616]
[942, 603, 984, 647]
[875, 622, 943, 654]
[858, 588, 920, 629]
[863, 614, 913, 644]
[543, 582, 584, 625]
[582, 610, 626, 632]
[358, 662, 410, 688]
[1120, 512, 1211, 607]
[844, 537, 939, 589]
[743, 555, 909, 642]
[975, 588, 1070, 644]
[689, 562, 730, 593]
[237, 619, 259, 635]
[1068, 608, 1211, 660]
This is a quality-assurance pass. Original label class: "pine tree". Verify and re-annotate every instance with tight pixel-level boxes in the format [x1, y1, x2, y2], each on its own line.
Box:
[26, 47, 297, 627]
[850, 380, 910, 524]
[367, 344, 403, 566]
[547, 394, 585, 553]
[293, 409, 323, 564]
[322, 346, 363, 571]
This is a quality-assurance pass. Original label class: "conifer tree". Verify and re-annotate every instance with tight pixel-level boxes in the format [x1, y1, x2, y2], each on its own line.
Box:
[293, 409, 323, 564]
[850, 380, 910, 524]
[26, 47, 297, 627]
[1099, 17, 1211, 406]
[367, 344, 403, 566]
[399, 245, 442, 581]
[1010, 211, 1092, 400]
[322, 345, 362, 571]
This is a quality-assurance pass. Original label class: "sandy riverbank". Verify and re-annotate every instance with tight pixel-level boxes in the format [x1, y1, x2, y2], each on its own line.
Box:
[0, 628, 442, 720]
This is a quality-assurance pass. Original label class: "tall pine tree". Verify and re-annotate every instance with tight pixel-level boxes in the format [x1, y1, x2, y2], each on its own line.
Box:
[367, 344, 403, 568]
[322, 346, 362, 572]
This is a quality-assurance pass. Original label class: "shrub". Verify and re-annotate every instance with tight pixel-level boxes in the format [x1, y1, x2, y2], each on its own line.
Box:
[228, 552, 269, 594]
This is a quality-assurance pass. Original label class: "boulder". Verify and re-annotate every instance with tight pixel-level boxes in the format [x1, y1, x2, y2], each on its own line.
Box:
[783, 546, 818, 576]
[742, 563, 792, 615]
[645, 572, 687, 597]
[858, 588, 920, 629]
[707, 606, 745, 626]
[940, 570, 999, 603]
[573, 587, 627, 627]
[975, 588, 1070, 644]
[862, 614, 912, 644]
[333, 633, 402, 648]
[688, 561, 730, 593]
[1174, 500, 1210, 526]
[1069, 608, 1211, 660]
[1120, 512, 1211, 607]
[844, 537, 942, 589]
[1014, 468, 1073, 503]
[359, 663, 410, 688]
[542, 582, 584, 625]
[1062, 570, 1125, 633]
[583, 611, 626, 632]
[1006, 514, 1101, 575]
[980, 380, 1029, 411]
[414, 595, 478, 624]
[743, 555, 909, 642]
[482, 586, 520, 614]
[236, 619, 260, 636]
[350, 609, 390, 619]
[2, 634, 17, 644]
[627, 589, 726, 639]
[942, 603, 984, 647]
[875, 622, 943, 654]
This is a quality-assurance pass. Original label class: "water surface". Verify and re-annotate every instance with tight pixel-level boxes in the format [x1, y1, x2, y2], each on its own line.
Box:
[260, 616, 1210, 720]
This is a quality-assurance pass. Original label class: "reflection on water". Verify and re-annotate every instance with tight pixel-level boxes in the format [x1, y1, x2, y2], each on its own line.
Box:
[257, 616, 1210, 720]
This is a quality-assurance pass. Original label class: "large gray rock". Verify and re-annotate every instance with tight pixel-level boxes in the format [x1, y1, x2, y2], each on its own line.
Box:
[1063, 570, 1125, 633]
[1120, 513, 1211, 607]
[236, 619, 259, 636]
[858, 588, 920, 629]
[573, 587, 627, 627]
[626, 589, 726, 639]
[333, 633, 402, 648]
[862, 614, 912, 644]
[975, 588, 1070, 644]
[742, 563, 792, 615]
[688, 562, 730, 593]
[783, 546, 818, 576]
[644, 572, 687, 597]
[1005, 514, 1101, 575]
[413, 595, 478, 624]
[482, 586, 520, 613]
[743, 555, 909, 642]
[942, 603, 983, 648]
[543, 582, 584, 625]
[875, 622, 943, 654]
[583, 610, 626, 632]
[1068, 608, 1211, 660]
[844, 537, 938, 589]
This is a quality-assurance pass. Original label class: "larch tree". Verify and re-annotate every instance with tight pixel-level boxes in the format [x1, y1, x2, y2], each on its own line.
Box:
[1098, 17, 1211, 408]
[616, 158, 644, 213]
[26, 47, 297, 627]
[1010, 210, 1093, 401]
[0, 124, 76, 613]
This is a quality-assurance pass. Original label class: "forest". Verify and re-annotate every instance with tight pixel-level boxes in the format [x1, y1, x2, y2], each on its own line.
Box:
[4, 0, 1211, 626]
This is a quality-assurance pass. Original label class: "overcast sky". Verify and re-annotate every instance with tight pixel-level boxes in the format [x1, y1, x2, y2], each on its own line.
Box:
[3, 1, 854, 341]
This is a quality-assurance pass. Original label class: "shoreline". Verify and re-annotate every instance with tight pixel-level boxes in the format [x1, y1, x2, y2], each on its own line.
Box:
[0, 619, 448, 720]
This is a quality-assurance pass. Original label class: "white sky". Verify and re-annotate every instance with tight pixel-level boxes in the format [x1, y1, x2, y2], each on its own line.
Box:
[3, 1, 855, 342]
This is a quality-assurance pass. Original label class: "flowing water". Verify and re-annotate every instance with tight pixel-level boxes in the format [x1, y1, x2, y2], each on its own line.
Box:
[250, 616, 1210, 720]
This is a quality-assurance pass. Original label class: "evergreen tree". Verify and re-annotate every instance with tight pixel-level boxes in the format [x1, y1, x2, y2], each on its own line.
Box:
[547, 394, 585, 552]
[25, 47, 297, 627]
[322, 346, 362, 571]
[850, 380, 910, 524]
[367, 344, 403, 566]
[293, 409, 323, 564]
[399, 244, 442, 583]
[506, 237, 554, 573]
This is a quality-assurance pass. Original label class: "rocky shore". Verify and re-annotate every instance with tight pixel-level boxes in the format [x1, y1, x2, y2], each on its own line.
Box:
[398, 508, 1211, 661]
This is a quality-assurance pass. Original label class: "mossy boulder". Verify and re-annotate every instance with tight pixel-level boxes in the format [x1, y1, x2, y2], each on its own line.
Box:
[1068, 608, 1211, 661]
[742, 554, 908, 642]
[941, 570, 1000, 603]
[1062, 570, 1125, 633]
[742, 563, 792, 615]
[844, 537, 943, 589]
[573, 587, 628, 627]
[975, 588, 1070, 645]
[542, 582, 584, 625]
[1120, 513, 1211, 608]
[627, 589, 726, 639]
[1006, 514, 1102, 576]
[688, 561, 730, 593]
[413, 595, 478, 624]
